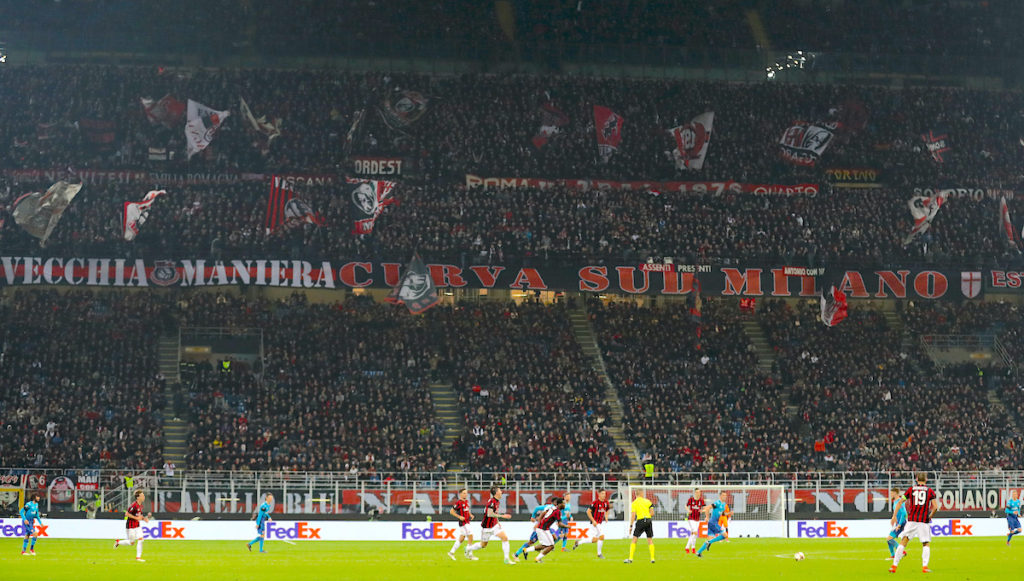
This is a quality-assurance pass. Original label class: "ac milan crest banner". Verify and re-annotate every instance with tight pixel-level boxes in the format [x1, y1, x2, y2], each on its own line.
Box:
[921, 129, 951, 163]
[819, 285, 849, 327]
[185, 100, 230, 159]
[903, 191, 949, 245]
[379, 90, 430, 130]
[264, 176, 322, 232]
[593, 105, 624, 162]
[11, 180, 84, 246]
[669, 112, 714, 170]
[532, 103, 569, 150]
[348, 178, 397, 235]
[779, 121, 835, 166]
[385, 253, 440, 314]
[123, 190, 166, 241]
[1000, 197, 1020, 253]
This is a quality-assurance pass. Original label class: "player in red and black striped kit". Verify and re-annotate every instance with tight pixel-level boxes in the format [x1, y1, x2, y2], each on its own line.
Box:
[465, 486, 516, 564]
[573, 490, 609, 558]
[685, 488, 706, 554]
[890, 472, 939, 574]
[447, 488, 475, 560]
[522, 497, 566, 563]
[113, 490, 150, 562]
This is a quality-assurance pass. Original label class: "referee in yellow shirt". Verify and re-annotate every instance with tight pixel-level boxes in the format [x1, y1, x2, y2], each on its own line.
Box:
[625, 490, 655, 563]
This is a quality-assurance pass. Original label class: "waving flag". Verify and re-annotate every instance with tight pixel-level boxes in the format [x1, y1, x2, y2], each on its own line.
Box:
[185, 100, 230, 159]
[12, 180, 84, 246]
[779, 121, 835, 166]
[593, 105, 624, 162]
[1000, 197, 1021, 252]
[264, 176, 322, 232]
[140, 95, 186, 129]
[921, 129, 951, 163]
[239, 97, 282, 154]
[903, 191, 949, 245]
[386, 253, 440, 314]
[348, 178, 397, 235]
[669, 112, 714, 170]
[123, 190, 166, 241]
[820, 285, 849, 327]
[379, 90, 430, 130]
[532, 103, 569, 150]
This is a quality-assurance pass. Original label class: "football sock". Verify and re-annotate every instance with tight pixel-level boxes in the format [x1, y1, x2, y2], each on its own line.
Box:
[501, 540, 510, 559]
[697, 540, 709, 555]
[259, 537, 264, 552]
[30, 538, 36, 549]
[449, 539, 462, 553]
[686, 534, 696, 549]
[467, 543, 482, 552]
[517, 541, 530, 555]
[921, 546, 930, 567]
[629, 542, 636, 560]
[1008, 533, 1013, 543]
[22, 539, 28, 551]
[887, 538, 897, 556]
[523, 546, 535, 554]
[648, 544, 655, 561]
[136, 539, 144, 559]
[561, 533, 568, 548]
[597, 539, 603, 554]
[250, 536, 260, 547]
[893, 544, 905, 566]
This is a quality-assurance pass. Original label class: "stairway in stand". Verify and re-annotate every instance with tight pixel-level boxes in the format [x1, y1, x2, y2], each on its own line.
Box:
[569, 307, 640, 468]
[429, 382, 467, 473]
[158, 334, 189, 469]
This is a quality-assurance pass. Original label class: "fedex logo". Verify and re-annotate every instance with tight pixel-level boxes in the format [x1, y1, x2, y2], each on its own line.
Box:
[932, 519, 972, 537]
[265, 521, 321, 540]
[142, 521, 185, 539]
[401, 522, 458, 540]
[0, 523, 48, 537]
[562, 522, 590, 540]
[668, 521, 707, 538]
[796, 521, 849, 538]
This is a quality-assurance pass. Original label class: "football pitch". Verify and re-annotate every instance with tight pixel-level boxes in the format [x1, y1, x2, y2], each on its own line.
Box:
[2, 537, 1021, 580]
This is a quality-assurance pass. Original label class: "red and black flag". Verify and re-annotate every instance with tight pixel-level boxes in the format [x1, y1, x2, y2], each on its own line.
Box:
[819, 284, 849, 327]
[386, 253, 440, 314]
[593, 105, 624, 162]
[921, 129, 951, 163]
[264, 176, 322, 232]
[348, 177, 397, 235]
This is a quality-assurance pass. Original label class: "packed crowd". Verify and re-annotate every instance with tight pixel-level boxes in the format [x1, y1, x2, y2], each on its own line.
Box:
[0, 290, 165, 469]
[590, 297, 801, 473]
[433, 300, 624, 473]
[762, 299, 1022, 471]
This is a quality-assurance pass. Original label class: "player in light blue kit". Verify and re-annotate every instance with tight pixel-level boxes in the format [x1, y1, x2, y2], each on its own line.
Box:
[514, 501, 555, 558]
[1006, 490, 1022, 546]
[247, 493, 274, 553]
[697, 492, 729, 557]
[20, 493, 42, 556]
[558, 496, 573, 551]
[887, 487, 908, 558]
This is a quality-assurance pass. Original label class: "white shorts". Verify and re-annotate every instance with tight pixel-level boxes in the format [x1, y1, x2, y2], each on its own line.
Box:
[455, 524, 472, 538]
[126, 527, 143, 542]
[481, 522, 503, 542]
[688, 520, 701, 536]
[586, 522, 605, 539]
[899, 521, 932, 543]
[534, 528, 555, 546]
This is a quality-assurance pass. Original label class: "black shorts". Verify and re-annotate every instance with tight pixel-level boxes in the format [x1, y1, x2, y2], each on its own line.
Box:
[632, 518, 653, 538]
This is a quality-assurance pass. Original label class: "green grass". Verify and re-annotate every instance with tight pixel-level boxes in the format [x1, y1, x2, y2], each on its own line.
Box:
[2, 537, 1021, 580]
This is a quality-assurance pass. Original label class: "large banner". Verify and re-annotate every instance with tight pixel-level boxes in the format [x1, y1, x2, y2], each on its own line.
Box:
[0, 257, 985, 300]
[465, 175, 820, 196]
[3, 169, 338, 187]
[779, 121, 835, 166]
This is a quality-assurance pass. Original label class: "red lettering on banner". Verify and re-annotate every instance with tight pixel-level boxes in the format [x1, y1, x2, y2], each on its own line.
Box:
[338, 262, 372, 288]
[615, 267, 650, 294]
[914, 271, 947, 299]
[509, 268, 547, 289]
[721, 268, 763, 296]
[428, 264, 467, 287]
[579, 267, 609, 292]
[770, 269, 792, 297]
[661, 271, 697, 295]
[839, 271, 869, 298]
[875, 270, 910, 298]
[381, 263, 402, 287]
[468, 266, 505, 288]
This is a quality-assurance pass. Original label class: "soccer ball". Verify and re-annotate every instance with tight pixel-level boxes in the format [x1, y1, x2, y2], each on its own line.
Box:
[794, 552, 806, 561]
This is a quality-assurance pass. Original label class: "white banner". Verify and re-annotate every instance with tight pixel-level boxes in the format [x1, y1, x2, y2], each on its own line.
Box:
[789, 517, 1009, 539]
[185, 100, 230, 159]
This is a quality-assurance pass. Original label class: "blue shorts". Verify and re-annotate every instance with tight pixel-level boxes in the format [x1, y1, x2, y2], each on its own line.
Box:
[708, 522, 723, 537]
[22, 520, 34, 535]
[1008, 515, 1021, 531]
[889, 523, 905, 538]
[256, 521, 266, 534]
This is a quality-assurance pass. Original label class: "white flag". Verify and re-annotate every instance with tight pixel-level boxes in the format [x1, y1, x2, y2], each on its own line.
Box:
[123, 190, 166, 241]
[903, 191, 949, 245]
[185, 100, 230, 159]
